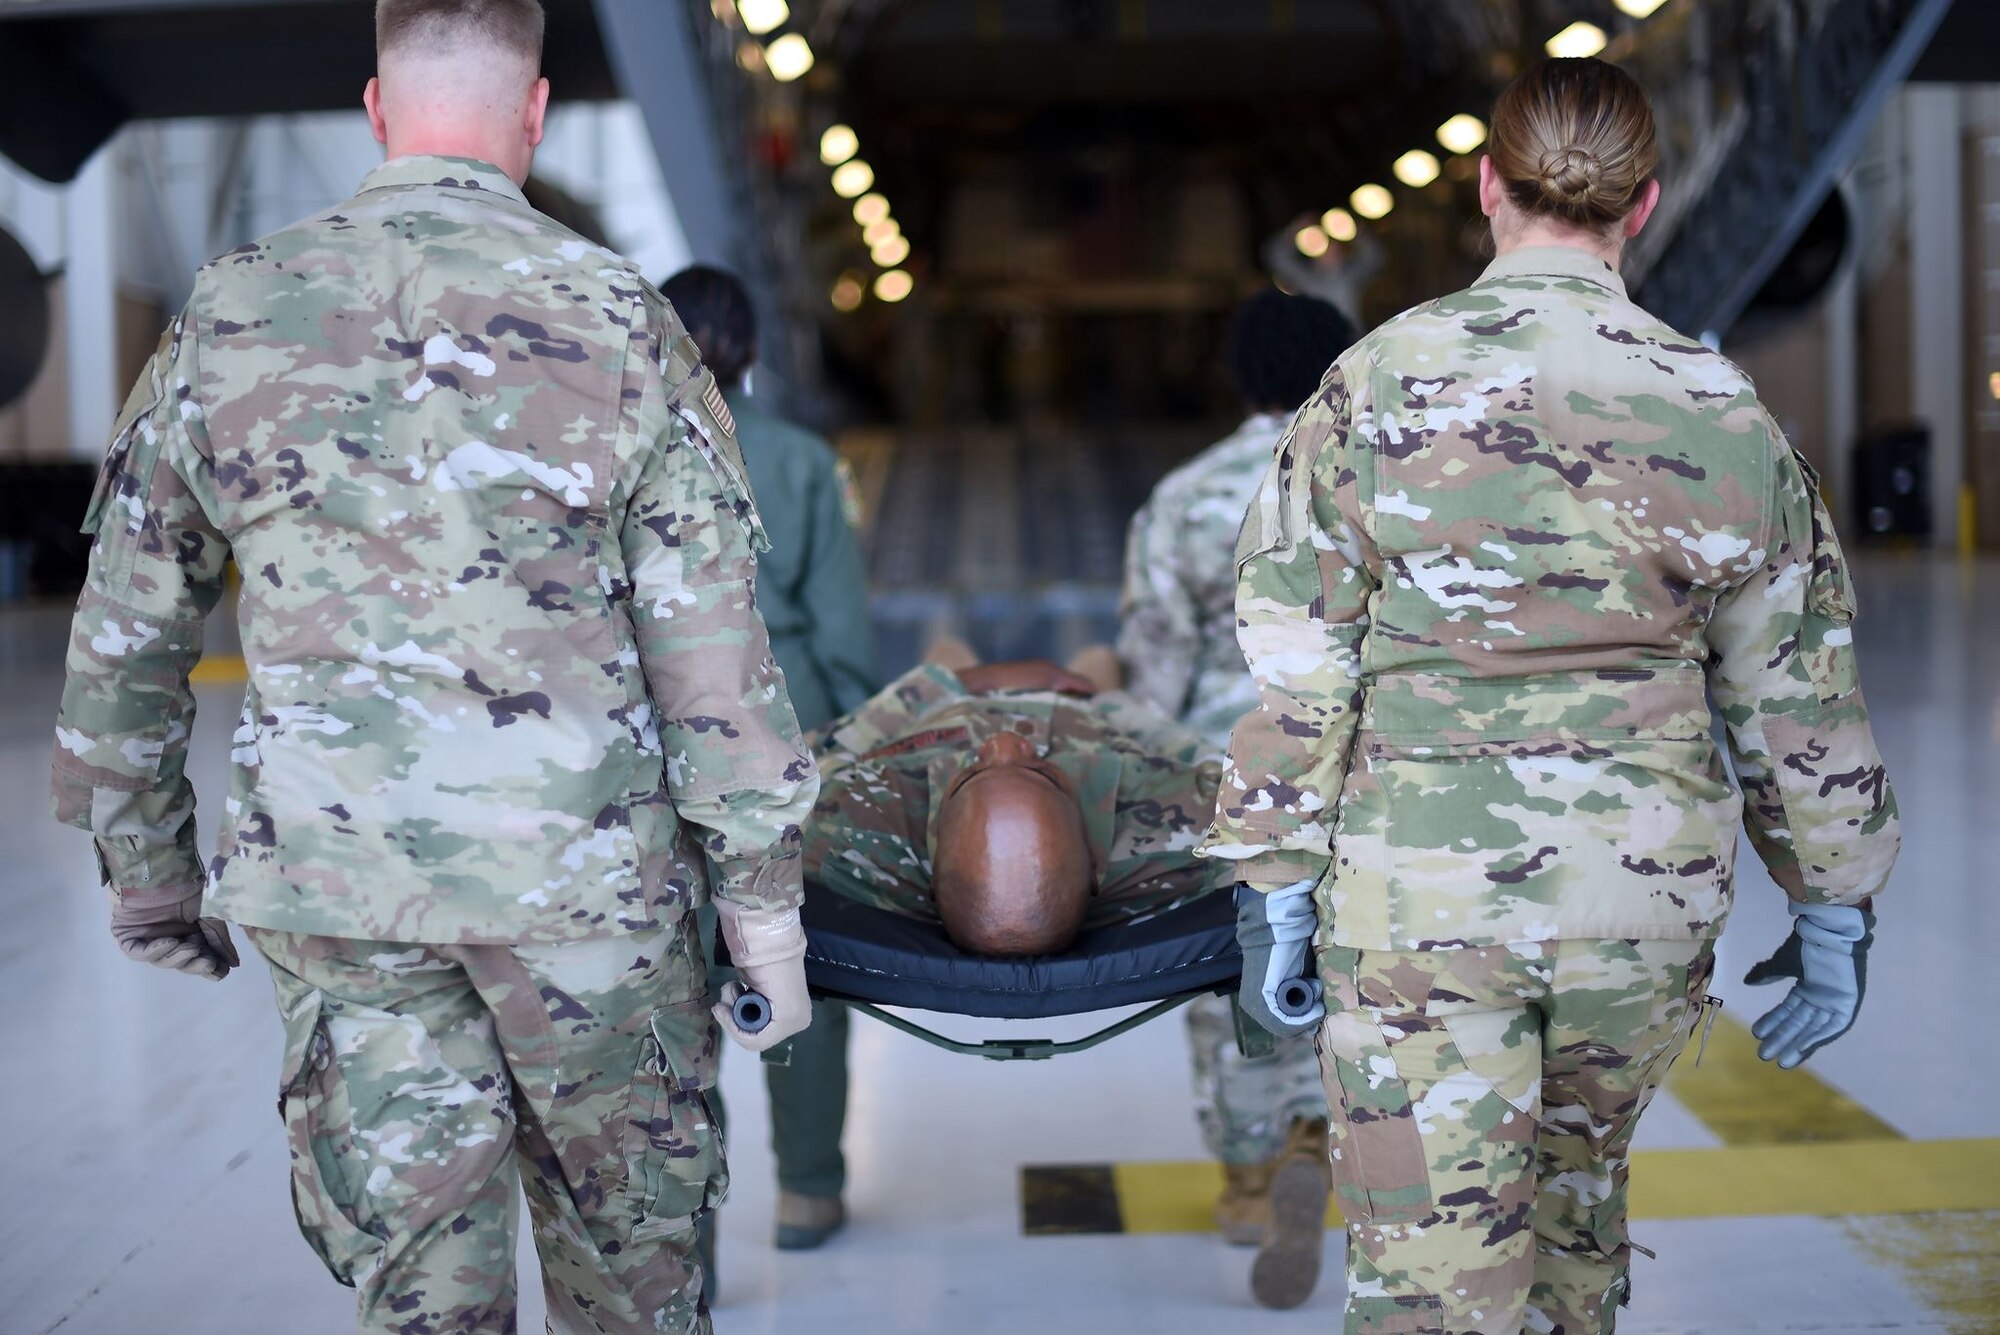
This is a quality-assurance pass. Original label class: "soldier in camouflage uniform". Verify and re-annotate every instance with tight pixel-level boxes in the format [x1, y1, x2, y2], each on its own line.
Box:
[1200, 59, 1899, 1334]
[1119, 289, 1358, 1309]
[804, 657, 1226, 942]
[49, 4, 816, 1331]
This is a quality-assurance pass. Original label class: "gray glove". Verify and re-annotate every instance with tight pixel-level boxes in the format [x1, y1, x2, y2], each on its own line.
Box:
[1234, 880, 1325, 1038]
[110, 885, 240, 982]
[1745, 901, 1873, 1069]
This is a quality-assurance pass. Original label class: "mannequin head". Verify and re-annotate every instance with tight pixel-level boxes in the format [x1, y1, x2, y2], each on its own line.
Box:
[932, 731, 1094, 957]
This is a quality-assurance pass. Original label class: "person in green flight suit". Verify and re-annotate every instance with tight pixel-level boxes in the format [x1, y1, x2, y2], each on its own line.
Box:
[661, 265, 880, 1256]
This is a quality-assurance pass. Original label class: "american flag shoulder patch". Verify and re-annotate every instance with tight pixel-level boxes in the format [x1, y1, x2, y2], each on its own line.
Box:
[702, 380, 736, 438]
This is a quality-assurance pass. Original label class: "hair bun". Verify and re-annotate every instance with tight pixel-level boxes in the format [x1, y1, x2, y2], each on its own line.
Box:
[1536, 145, 1602, 206]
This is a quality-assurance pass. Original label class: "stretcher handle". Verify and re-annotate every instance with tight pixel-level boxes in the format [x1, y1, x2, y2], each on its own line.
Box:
[1275, 976, 1322, 1020]
[732, 989, 772, 1034]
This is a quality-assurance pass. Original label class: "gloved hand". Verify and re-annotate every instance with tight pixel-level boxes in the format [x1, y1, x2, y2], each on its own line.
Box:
[712, 899, 813, 1054]
[1234, 880, 1324, 1038]
[110, 884, 240, 982]
[1744, 900, 1874, 1069]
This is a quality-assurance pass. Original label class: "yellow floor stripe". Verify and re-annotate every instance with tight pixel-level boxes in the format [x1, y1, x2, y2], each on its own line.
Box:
[189, 655, 247, 685]
[1664, 1011, 1901, 1144]
[1842, 1211, 2000, 1335]
[1111, 1139, 2000, 1234]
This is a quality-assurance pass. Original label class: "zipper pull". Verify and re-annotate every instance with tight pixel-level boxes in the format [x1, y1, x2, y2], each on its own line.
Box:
[1693, 995, 1723, 1067]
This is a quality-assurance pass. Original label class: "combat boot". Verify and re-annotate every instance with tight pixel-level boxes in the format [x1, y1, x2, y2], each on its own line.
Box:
[774, 1190, 846, 1250]
[1214, 1159, 1277, 1247]
[1249, 1117, 1331, 1310]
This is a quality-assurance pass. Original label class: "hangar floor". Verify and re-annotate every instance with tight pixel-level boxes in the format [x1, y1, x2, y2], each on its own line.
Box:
[3, 553, 1996, 1334]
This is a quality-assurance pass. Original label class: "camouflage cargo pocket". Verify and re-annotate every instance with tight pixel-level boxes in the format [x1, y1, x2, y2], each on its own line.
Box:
[276, 989, 383, 1286]
[1313, 947, 1435, 1227]
[623, 998, 729, 1240]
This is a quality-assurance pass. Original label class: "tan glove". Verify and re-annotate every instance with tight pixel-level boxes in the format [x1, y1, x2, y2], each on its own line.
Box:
[712, 900, 811, 1053]
[110, 884, 240, 982]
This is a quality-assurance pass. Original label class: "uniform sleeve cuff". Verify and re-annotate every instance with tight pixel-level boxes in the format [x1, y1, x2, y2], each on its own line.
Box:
[710, 850, 806, 912]
[1230, 848, 1329, 893]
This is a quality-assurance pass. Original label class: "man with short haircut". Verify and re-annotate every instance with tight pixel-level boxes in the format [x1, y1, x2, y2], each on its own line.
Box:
[804, 652, 1225, 956]
[49, 2, 814, 1330]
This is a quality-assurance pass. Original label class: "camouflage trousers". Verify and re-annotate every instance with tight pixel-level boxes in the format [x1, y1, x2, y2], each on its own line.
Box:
[1315, 938, 1713, 1335]
[249, 913, 726, 1335]
[1184, 990, 1327, 1163]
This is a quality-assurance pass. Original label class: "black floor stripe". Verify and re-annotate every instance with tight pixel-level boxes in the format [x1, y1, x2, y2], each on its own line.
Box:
[1020, 1163, 1124, 1236]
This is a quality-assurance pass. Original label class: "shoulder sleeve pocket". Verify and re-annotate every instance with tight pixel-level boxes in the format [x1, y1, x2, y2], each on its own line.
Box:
[82, 328, 177, 537]
[1233, 441, 1296, 572]
[1786, 449, 1858, 701]
[666, 340, 770, 554]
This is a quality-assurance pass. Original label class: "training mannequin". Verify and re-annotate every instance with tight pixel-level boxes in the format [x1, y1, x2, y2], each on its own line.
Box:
[804, 644, 1224, 958]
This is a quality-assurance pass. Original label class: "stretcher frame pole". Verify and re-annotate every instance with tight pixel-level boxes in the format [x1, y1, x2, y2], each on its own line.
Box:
[838, 990, 1215, 1062]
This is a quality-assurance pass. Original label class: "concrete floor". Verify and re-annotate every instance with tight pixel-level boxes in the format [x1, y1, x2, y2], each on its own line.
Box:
[3, 553, 1996, 1334]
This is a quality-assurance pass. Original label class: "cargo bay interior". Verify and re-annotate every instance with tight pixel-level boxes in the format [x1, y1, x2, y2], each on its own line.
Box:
[0, 0, 1995, 1331]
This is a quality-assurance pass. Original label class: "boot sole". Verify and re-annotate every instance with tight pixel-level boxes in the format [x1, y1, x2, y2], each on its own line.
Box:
[1249, 1154, 1328, 1310]
[774, 1219, 845, 1251]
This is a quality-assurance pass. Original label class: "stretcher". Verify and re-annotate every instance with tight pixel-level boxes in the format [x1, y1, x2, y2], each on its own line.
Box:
[733, 886, 1250, 1061]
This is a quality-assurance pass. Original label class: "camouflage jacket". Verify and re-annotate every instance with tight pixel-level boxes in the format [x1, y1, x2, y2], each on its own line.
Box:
[803, 665, 1227, 928]
[52, 155, 817, 946]
[1118, 413, 1286, 747]
[1197, 245, 1899, 950]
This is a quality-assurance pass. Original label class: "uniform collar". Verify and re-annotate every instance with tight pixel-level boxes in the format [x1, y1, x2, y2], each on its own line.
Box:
[357, 155, 528, 206]
[1476, 244, 1628, 300]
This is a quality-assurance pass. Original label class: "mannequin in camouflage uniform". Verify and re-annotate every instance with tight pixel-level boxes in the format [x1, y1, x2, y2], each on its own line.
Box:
[1203, 59, 1899, 1335]
[803, 656, 1226, 946]
[49, 5, 816, 1332]
[1118, 288, 1357, 1309]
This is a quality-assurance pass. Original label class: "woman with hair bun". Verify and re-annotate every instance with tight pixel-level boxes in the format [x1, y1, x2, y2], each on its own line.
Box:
[1201, 57, 1899, 1333]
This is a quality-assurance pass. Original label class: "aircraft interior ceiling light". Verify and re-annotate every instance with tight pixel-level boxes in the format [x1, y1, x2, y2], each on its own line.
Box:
[820, 124, 859, 166]
[1546, 21, 1609, 59]
[736, 0, 790, 37]
[1351, 183, 1394, 220]
[766, 32, 815, 81]
[1436, 114, 1489, 155]
[1393, 149, 1441, 188]
[832, 159, 875, 198]
[853, 193, 892, 226]
[871, 234, 911, 267]
[874, 269, 913, 302]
